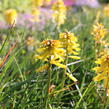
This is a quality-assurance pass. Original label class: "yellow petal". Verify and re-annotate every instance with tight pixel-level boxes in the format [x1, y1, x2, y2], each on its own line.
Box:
[68, 56, 80, 60]
[93, 74, 105, 81]
[92, 67, 102, 73]
[66, 72, 77, 82]
[51, 61, 66, 69]
[95, 59, 101, 64]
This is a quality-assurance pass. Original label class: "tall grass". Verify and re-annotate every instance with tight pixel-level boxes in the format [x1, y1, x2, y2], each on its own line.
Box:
[0, 1, 109, 109]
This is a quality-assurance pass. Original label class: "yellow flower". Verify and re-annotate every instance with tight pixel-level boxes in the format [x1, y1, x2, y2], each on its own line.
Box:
[65, 72, 78, 82]
[91, 22, 107, 41]
[32, 0, 43, 7]
[93, 53, 109, 89]
[45, 0, 51, 2]
[31, 8, 40, 22]
[44, 0, 51, 4]
[59, 31, 80, 59]
[4, 9, 17, 26]
[104, 4, 109, 17]
[35, 40, 66, 68]
[52, 0, 66, 26]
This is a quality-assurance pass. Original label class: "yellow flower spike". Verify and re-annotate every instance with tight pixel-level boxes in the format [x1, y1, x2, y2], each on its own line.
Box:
[35, 40, 66, 68]
[91, 22, 107, 41]
[32, 0, 43, 7]
[59, 31, 80, 59]
[93, 53, 109, 89]
[104, 4, 109, 17]
[45, 0, 51, 2]
[65, 72, 78, 82]
[31, 8, 40, 22]
[52, 0, 66, 27]
[4, 9, 17, 26]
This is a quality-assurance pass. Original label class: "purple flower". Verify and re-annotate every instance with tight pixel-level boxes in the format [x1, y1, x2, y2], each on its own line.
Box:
[63, 0, 74, 6]
[17, 13, 34, 28]
[74, 0, 100, 8]
[17, 8, 53, 30]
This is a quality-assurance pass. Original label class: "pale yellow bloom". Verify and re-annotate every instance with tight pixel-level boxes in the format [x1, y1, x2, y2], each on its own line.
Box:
[35, 40, 66, 68]
[104, 4, 109, 17]
[4, 9, 17, 26]
[52, 0, 66, 26]
[45, 0, 51, 2]
[93, 53, 109, 89]
[59, 31, 80, 59]
[32, 0, 43, 7]
[44, 0, 51, 5]
[31, 8, 40, 22]
[91, 22, 107, 41]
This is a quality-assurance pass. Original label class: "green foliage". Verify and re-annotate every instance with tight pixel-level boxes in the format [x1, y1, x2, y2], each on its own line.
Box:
[0, 1, 109, 109]
[99, 0, 109, 3]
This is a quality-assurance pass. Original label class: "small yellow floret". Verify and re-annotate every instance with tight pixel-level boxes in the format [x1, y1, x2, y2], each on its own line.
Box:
[32, 0, 43, 7]
[52, 0, 66, 26]
[59, 31, 80, 59]
[93, 53, 109, 89]
[104, 4, 109, 17]
[4, 9, 17, 26]
[91, 22, 107, 41]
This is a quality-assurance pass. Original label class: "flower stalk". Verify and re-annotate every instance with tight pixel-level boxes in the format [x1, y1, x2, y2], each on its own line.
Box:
[44, 61, 52, 109]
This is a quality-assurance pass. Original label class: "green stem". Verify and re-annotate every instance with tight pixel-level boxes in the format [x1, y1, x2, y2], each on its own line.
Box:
[101, 78, 109, 109]
[44, 63, 52, 109]
[57, 49, 68, 106]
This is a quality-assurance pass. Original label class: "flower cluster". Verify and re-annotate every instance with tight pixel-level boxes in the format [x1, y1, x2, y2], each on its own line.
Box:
[52, 0, 66, 27]
[32, 0, 43, 7]
[59, 31, 80, 59]
[4, 9, 17, 26]
[104, 4, 109, 17]
[35, 40, 66, 68]
[92, 22, 109, 94]
[31, 0, 43, 22]
[31, 8, 40, 22]
[91, 22, 107, 42]
[93, 52, 109, 90]
[35, 31, 80, 69]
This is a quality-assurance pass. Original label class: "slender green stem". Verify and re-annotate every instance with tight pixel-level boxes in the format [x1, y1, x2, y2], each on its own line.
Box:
[62, 54, 68, 87]
[61, 47, 68, 88]
[44, 63, 52, 109]
[57, 49, 68, 106]
[75, 82, 94, 109]
[104, 96, 109, 109]
[101, 80, 109, 109]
